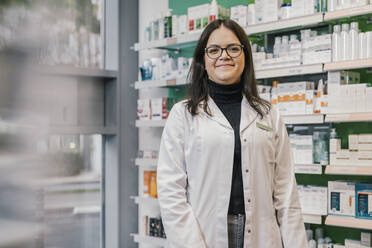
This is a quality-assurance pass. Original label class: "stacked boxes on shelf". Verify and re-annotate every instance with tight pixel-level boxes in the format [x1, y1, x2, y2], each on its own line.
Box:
[289, 126, 329, 165]
[140, 56, 191, 81]
[253, 28, 332, 70]
[329, 181, 356, 217]
[302, 33, 332, 65]
[137, 98, 176, 121]
[143, 0, 372, 43]
[297, 185, 328, 215]
[328, 71, 372, 114]
[330, 132, 372, 167]
[328, 181, 372, 220]
[144, 0, 230, 42]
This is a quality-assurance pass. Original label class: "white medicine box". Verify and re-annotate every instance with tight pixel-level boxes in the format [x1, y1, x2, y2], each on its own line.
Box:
[328, 181, 356, 217]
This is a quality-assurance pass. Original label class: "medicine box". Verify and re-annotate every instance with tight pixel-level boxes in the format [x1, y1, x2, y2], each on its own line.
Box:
[231, 5, 248, 27]
[356, 183, 372, 220]
[361, 232, 372, 247]
[358, 134, 372, 151]
[328, 71, 347, 86]
[328, 181, 356, 217]
[349, 135, 359, 151]
[137, 99, 151, 120]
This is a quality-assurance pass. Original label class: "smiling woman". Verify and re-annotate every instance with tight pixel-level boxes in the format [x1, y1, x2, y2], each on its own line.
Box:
[204, 26, 245, 85]
[157, 19, 308, 248]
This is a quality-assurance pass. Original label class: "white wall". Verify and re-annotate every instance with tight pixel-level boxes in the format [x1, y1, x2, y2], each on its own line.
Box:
[138, 1, 169, 247]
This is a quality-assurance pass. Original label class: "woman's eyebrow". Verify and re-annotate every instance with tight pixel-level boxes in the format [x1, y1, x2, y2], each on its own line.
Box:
[206, 42, 241, 47]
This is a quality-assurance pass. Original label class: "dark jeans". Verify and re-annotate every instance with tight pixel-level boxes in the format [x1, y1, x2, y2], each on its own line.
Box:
[228, 214, 245, 248]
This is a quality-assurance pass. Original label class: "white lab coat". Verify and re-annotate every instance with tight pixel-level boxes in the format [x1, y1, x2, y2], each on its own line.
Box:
[157, 96, 307, 248]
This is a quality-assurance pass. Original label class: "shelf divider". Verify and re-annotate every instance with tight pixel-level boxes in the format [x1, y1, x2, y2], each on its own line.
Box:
[325, 166, 372, 176]
[131, 234, 168, 247]
[255, 63, 323, 79]
[324, 5, 372, 21]
[325, 112, 372, 123]
[245, 13, 323, 35]
[325, 215, 372, 230]
[324, 59, 372, 71]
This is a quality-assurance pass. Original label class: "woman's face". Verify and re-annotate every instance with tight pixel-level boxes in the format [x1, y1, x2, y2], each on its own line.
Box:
[204, 25, 245, 85]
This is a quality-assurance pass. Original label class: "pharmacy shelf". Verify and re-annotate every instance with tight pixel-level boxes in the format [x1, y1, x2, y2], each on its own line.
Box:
[303, 214, 323, 225]
[295, 164, 323, 174]
[34, 65, 118, 79]
[131, 196, 159, 206]
[134, 32, 202, 51]
[324, 5, 372, 21]
[325, 166, 372, 176]
[325, 216, 372, 230]
[134, 6, 372, 51]
[324, 58, 372, 71]
[134, 77, 188, 89]
[37, 173, 101, 187]
[255, 63, 323, 79]
[131, 234, 168, 247]
[48, 126, 117, 135]
[245, 13, 323, 35]
[135, 158, 157, 169]
[282, 114, 324, 125]
[134, 37, 177, 51]
[0, 220, 43, 246]
[134, 14, 323, 51]
[73, 205, 101, 215]
[177, 31, 203, 44]
[325, 112, 372, 123]
[136, 120, 167, 127]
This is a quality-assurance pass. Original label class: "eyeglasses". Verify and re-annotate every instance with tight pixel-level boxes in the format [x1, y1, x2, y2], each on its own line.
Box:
[204, 44, 244, 59]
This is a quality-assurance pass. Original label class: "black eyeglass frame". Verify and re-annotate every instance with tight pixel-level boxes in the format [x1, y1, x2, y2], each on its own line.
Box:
[204, 44, 245, 59]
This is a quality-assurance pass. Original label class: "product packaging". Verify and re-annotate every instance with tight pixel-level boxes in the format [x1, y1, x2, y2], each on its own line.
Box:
[328, 181, 356, 217]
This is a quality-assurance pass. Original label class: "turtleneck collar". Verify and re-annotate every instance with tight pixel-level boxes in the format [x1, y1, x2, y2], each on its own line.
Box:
[208, 79, 243, 104]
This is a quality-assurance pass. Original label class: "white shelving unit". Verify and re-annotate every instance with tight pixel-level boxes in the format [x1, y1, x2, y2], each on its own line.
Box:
[134, 37, 178, 51]
[134, 4, 372, 247]
[324, 5, 372, 21]
[135, 158, 158, 169]
[282, 114, 324, 125]
[131, 196, 159, 206]
[136, 120, 167, 127]
[302, 214, 323, 225]
[131, 234, 168, 247]
[295, 164, 323, 175]
[134, 77, 188, 89]
[245, 13, 323, 35]
[37, 173, 101, 187]
[32, 65, 118, 79]
[324, 59, 372, 71]
[325, 216, 372, 230]
[325, 166, 372, 176]
[0, 220, 43, 247]
[325, 112, 372, 123]
[255, 63, 323, 79]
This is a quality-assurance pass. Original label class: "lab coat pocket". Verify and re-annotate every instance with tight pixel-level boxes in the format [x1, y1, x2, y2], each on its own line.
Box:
[255, 121, 275, 163]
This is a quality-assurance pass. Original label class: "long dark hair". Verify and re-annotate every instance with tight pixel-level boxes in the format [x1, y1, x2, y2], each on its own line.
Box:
[186, 19, 270, 118]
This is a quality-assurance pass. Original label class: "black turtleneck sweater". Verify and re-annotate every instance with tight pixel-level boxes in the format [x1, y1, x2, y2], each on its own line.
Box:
[208, 79, 245, 215]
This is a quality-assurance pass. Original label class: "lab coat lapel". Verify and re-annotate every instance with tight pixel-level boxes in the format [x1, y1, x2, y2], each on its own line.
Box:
[200, 96, 232, 129]
[240, 96, 258, 133]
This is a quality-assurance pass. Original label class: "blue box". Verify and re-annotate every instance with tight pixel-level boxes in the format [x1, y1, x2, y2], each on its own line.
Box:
[355, 183, 372, 220]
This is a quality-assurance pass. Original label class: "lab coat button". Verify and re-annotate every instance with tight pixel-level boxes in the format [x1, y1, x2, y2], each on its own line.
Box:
[248, 199, 251, 203]
[248, 229, 251, 233]
[245, 169, 249, 173]
[244, 138, 247, 142]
